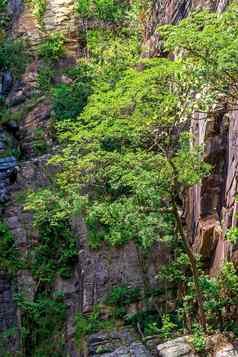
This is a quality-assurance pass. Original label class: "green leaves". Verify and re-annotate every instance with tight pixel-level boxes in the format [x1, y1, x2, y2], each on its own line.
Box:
[0, 39, 29, 76]
[16, 292, 66, 355]
[0, 221, 22, 275]
[31, 0, 47, 27]
[161, 4, 238, 105]
[75, 0, 130, 22]
[38, 33, 65, 62]
[225, 227, 238, 244]
[25, 189, 78, 282]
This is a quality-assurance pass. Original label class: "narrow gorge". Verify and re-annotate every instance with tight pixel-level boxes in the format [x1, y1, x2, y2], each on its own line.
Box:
[0, 0, 238, 356]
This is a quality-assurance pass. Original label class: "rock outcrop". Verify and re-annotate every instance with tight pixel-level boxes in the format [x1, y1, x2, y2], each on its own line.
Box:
[215, 344, 238, 357]
[0, 272, 19, 354]
[145, 0, 236, 277]
[1, 0, 238, 355]
[0, 128, 17, 204]
[186, 108, 238, 275]
[157, 337, 198, 357]
[86, 330, 151, 357]
[144, 0, 229, 57]
[12, 0, 78, 47]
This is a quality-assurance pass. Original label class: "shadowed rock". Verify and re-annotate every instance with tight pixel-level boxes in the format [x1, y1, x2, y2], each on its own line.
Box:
[0, 157, 17, 203]
[0, 72, 13, 96]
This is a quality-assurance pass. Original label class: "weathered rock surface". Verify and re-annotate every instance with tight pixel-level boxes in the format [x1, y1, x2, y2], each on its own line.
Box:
[12, 0, 78, 48]
[215, 343, 238, 357]
[74, 216, 169, 313]
[0, 156, 17, 203]
[157, 337, 198, 357]
[186, 108, 238, 275]
[87, 330, 151, 357]
[144, 0, 229, 58]
[0, 127, 17, 204]
[2, 0, 238, 355]
[0, 273, 19, 353]
[0, 71, 14, 97]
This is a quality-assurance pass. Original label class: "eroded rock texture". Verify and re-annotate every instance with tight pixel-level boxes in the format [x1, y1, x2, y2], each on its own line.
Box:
[157, 336, 198, 357]
[185, 109, 238, 275]
[144, 0, 229, 56]
[144, 0, 235, 277]
[1, 0, 237, 355]
[12, 0, 78, 47]
[0, 273, 19, 354]
[86, 330, 152, 357]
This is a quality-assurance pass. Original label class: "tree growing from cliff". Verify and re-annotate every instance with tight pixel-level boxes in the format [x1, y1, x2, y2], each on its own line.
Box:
[37, 55, 210, 329]
[160, 2, 238, 112]
[26, 3, 238, 334]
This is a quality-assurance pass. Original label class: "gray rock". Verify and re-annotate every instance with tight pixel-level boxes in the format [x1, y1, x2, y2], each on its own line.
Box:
[215, 344, 238, 357]
[96, 343, 151, 357]
[0, 72, 13, 96]
[8, 92, 26, 107]
[88, 330, 151, 357]
[7, 0, 23, 17]
[0, 156, 17, 203]
[130, 342, 152, 356]
[100, 347, 130, 357]
[0, 157, 17, 171]
[157, 337, 198, 357]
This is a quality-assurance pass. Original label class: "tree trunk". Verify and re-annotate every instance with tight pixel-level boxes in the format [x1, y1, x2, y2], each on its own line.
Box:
[171, 196, 207, 331]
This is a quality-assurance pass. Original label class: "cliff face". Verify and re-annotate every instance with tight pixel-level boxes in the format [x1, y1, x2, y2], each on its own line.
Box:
[0, 0, 237, 355]
[146, 0, 237, 278]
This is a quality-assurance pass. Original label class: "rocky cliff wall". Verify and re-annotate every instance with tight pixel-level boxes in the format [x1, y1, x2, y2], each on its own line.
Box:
[144, 0, 229, 56]
[145, 0, 236, 277]
[12, 0, 78, 47]
[0, 21, 169, 353]
[0, 0, 237, 355]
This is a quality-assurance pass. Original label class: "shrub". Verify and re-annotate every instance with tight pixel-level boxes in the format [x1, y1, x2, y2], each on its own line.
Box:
[127, 309, 163, 336]
[106, 286, 141, 306]
[25, 189, 79, 283]
[94, 0, 125, 22]
[16, 292, 66, 356]
[0, 0, 7, 12]
[76, 0, 91, 17]
[0, 39, 29, 77]
[158, 314, 176, 340]
[38, 33, 65, 62]
[191, 325, 206, 353]
[75, 307, 114, 346]
[225, 227, 238, 244]
[75, 0, 129, 22]
[52, 80, 92, 120]
[0, 0, 10, 29]
[37, 65, 54, 91]
[32, 127, 49, 155]
[0, 221, 21, 275]
[31, 0, 47, 27]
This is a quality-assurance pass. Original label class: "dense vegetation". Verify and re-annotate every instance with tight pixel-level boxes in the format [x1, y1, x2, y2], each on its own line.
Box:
[1, 1, 238, 355]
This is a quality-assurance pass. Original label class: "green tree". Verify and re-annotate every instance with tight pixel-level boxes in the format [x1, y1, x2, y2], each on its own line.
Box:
[48, 56, 210, 328]
[27, 3, 238, 333]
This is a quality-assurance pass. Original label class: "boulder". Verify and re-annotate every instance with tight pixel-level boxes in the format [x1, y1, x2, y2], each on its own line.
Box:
[87, 330, 151, 357]
[215, 344, 238, 357]
[99, 343, 151, 357]
[157, 337, 198, 357]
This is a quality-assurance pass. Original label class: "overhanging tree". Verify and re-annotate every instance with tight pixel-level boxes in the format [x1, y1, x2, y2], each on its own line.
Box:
[45, 57, 210, 328]
[27, 3, 238, 332]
